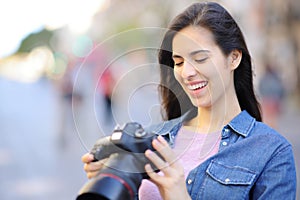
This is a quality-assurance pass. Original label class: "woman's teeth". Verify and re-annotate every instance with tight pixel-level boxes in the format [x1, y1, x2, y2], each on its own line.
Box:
[187, 82, 207, 90]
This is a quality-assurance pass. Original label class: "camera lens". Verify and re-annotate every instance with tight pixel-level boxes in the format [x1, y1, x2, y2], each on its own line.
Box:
[76, 174, 133, 200]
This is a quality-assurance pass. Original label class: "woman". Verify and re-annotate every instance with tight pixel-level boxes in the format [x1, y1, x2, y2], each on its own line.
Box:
[82, 2, 296, 199]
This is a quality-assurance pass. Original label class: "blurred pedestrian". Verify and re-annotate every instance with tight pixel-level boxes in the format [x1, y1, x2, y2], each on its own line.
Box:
[81, 2, 296, 199]
[58, 63, 82, 148]
[98, 68, 115, 123]
[259, 63, 285, 129]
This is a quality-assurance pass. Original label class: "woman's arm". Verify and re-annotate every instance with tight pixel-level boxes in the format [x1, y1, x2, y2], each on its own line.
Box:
[251, 145, 296, 199]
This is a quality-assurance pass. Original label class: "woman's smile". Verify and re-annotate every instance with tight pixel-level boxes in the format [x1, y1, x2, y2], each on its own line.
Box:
[185, 80, 208, 97]
[186, 81, 208, 91]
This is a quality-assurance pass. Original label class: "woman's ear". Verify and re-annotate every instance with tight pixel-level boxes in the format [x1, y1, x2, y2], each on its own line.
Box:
[229, 49, 242, 70]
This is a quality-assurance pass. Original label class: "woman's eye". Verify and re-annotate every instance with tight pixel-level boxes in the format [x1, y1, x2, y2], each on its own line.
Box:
[195, 58, 208, 63]
[175, 62, 183, 66]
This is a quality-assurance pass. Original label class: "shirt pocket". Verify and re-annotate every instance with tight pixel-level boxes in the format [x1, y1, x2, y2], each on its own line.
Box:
[200, 160, 257, 200]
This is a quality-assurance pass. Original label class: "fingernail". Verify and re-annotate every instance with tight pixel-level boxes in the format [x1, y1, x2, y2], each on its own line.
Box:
[157, 135, 166, 142]
[145, 149, 153, 156]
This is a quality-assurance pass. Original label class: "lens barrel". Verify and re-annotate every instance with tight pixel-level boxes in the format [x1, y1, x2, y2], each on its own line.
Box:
[76, 173, 134, 200]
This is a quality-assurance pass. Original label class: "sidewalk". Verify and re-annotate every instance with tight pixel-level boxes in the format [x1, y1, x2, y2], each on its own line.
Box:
[0, 77, 87, 200]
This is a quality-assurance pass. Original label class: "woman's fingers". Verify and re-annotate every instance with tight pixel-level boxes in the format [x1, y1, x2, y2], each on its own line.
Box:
[81, 153, 94, 163]
[152, 135, 178, 167]
[145, 135, 181, 177]
[144, 137, 185, 187]
[86, 171, 100, 179]
[84, 160, 108, 179]
[145, 163, 163, 181]
[145, 149, 169, 171]
[83, 160, 104, 172]
[82, 153, 108, 179]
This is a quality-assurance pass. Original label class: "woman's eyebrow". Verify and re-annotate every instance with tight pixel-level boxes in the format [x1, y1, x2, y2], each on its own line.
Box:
[190, 49, 210, 56]
[172, 54, 182, 59]
[172, 49, 210, 58]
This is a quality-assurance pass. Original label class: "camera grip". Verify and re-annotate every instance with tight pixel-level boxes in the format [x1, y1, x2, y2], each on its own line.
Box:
[90, 136, 118, 161]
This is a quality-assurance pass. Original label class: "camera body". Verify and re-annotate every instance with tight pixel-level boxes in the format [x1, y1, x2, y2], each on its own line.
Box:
[77, 122, 162, 200]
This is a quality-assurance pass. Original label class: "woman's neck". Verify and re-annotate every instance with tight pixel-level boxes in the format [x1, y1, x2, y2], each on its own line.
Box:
[185, 94, 241, 133]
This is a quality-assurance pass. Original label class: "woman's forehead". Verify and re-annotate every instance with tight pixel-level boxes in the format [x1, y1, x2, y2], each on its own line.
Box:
[172, 26, 216, 55]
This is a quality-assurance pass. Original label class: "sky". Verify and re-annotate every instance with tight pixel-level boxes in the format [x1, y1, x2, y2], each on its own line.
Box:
[0, 0, 108, 58]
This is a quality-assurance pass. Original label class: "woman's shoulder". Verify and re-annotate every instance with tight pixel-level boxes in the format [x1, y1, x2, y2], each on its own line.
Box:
[229, 110, 291, 148]
[251, 120, 292, 148]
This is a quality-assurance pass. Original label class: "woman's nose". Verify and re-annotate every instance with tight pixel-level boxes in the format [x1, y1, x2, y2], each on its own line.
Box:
[181, 61, 197, 78]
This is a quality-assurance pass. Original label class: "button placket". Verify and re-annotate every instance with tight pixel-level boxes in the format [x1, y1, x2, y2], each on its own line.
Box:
[220, 128, 230, 148]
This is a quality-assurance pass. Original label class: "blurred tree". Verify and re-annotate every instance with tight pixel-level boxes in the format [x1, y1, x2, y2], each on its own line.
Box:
[16, 28, 54, 53]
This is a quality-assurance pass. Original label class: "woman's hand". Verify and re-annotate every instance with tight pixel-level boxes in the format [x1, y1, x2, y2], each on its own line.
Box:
[145, 135, 191, 200]
[81, 153, 107, 179]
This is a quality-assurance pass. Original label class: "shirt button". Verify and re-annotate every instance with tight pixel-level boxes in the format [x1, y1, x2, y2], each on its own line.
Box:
[225, 178, 230, 183]
[187, 179, 193, 184]
[222, 141, 228, 146]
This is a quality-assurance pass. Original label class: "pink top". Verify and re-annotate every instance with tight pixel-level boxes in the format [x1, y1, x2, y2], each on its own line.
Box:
[138, 127, 221, 200]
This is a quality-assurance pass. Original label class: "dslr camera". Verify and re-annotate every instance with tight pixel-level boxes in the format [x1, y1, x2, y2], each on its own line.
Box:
[76, 122, 164, 200]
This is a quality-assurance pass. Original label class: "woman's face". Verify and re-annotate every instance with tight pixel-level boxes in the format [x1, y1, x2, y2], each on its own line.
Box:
[172, 26, 237, 109]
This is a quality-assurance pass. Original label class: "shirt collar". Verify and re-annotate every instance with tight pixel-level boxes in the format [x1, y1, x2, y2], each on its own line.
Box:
[227, 110, 256, 137]
[154, 109, 256, 138]
[181, 109, 256, 138]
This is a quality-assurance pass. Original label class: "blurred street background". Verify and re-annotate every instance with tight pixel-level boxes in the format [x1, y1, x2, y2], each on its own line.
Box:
[0, 0, 299, 199]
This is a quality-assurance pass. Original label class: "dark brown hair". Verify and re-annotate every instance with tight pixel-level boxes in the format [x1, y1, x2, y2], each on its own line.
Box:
[158, 2, 262, 121]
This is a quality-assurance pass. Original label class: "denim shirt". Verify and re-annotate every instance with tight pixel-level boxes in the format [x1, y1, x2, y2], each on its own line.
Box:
[146, 110, 297, 200]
